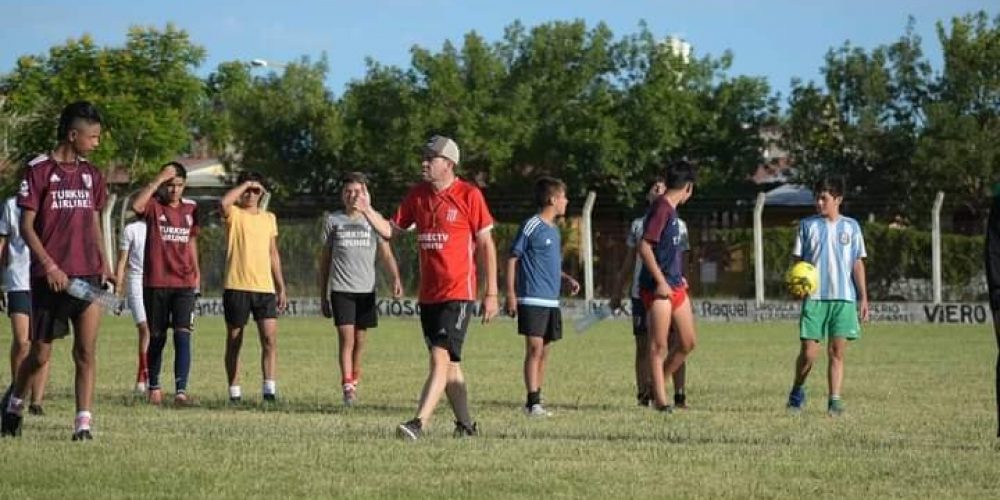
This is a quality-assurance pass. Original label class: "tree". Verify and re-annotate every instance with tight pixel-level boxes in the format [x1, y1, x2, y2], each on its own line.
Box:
[784, 11, 1000, 229]
[206, 56, 344, 197]
[680, 68, 775, 192]
[498, 21, 633, 200]
[338, 61, 422, 199]
[783, 18, 931, 221]
[914, 11, 1000, 226]
[1, 25, 206, 186]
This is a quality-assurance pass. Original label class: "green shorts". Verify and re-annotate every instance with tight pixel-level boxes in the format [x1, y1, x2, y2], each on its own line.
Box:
[799, 300, 861, 341]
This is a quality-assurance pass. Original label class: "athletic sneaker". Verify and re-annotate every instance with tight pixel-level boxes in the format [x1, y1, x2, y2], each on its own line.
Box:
[148, 388, 163, 405]
[343, 383, 357, 407]
[637, 389, 652, 408]
[397, 418, 422, 440]
[653, 404, 674, 414]
[173, 393, 198, 408]
[453, 420, 479, 438]
[262, 393, 277, 403]
[827, 399, 845, 417]
[1, 388, 23, 437]
[787, 386, 806, 412]
[135, 382, 147, 394]
[72, 414, 92, 441]
[525, 404, 552, 417]
[673, 393, 688, 409]
[28, 404, 45, 416]
[71, 429, 93, 441]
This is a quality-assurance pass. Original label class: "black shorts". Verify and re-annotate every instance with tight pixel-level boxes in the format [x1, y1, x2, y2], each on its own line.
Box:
[224, 289, 278, 327]
[517, 304, 562, 342]
[144, 287, 196, 336]
[420, 301, 473, 362]
[6, 291, 31, 316]
[30, 276, 100, 342]
[631, 297, 647, 336]
[330, 291, 377, 329]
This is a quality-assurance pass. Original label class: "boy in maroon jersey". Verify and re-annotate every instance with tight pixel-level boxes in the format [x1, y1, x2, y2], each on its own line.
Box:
[132, 162, 201, 406]
[1, 101, 111, 441]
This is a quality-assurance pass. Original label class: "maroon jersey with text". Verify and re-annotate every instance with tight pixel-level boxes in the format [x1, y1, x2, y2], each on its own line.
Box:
[17, 154, 107, 277]
[141, 198, 200, 288]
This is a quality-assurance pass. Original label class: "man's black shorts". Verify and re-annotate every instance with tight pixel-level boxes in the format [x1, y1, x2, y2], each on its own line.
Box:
[224, 289, 278, 327]
[330, 291, 377, 329]
[143, 287, 196, 335]
[419, 301, 473, 362]
[517, 304, 562, 343]
[30, 276, 100, 341]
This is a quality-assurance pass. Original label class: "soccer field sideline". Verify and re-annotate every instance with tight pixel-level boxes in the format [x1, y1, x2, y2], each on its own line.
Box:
[186, 295, 994, 326]
[0, 317, 997, 499]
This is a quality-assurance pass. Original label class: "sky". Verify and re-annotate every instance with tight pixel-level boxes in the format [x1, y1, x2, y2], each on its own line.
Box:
[1, 0, 997, 100]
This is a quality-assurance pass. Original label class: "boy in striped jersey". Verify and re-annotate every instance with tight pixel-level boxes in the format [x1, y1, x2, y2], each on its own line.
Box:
[786, 177, 869, 416]
[505, 177, 580, 417]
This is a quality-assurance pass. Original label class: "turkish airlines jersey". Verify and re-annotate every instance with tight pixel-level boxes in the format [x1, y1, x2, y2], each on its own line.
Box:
[17, 154, 107, 278]
[141, 198, 200, 288]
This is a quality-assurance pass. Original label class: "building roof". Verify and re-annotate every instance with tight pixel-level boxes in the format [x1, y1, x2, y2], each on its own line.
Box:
[764, 183, 813, 206]
[178, 158, 228, 188]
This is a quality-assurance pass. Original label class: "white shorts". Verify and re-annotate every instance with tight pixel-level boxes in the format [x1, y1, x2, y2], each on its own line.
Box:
[126, 274, 146, 325]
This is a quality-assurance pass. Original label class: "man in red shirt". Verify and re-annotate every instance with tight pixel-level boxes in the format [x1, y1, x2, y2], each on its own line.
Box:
[2, 101, 111, 441]
[358, 135, 499, 439]
[132, 162, 201, 406]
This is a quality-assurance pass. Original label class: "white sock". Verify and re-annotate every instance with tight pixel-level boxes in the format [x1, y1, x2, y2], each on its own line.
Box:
[229, 386, 242, 399]
[262, 379, 276, 395]
[75, 410, 92, 431]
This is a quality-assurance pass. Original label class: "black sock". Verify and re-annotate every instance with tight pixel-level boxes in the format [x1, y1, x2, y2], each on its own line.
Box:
[526, 390, 541, 407]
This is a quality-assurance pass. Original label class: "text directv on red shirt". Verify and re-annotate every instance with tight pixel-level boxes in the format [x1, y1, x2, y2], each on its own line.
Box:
[391, 179, 494, 304]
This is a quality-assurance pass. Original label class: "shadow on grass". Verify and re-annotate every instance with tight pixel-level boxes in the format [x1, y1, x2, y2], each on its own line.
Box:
[98, 391, 412, 414]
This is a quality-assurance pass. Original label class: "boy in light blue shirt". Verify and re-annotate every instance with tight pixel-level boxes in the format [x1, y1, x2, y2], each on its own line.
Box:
[505, 177, 580, 417]
[786, 177, 869, 416]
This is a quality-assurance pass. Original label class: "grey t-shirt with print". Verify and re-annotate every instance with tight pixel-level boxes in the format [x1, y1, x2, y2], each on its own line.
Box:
[324, 210, 380, 294]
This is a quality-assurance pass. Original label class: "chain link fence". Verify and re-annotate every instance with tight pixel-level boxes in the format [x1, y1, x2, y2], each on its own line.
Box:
[189, 210, 986, 302]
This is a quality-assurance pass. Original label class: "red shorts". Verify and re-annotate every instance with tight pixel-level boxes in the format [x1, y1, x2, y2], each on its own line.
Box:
[639, 284, 688, 311]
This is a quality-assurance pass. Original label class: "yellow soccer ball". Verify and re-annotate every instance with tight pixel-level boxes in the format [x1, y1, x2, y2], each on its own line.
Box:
[785, 261, 819, 298]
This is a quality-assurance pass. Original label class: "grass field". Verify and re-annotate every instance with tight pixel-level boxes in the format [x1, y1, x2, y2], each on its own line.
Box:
[0, 316, 997, 499]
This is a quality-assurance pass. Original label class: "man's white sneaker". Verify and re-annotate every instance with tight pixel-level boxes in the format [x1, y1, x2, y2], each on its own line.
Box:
[525, 404, 552, 417]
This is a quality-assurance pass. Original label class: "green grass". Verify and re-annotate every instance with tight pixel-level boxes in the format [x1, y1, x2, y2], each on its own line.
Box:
[0, 316, 997, 499]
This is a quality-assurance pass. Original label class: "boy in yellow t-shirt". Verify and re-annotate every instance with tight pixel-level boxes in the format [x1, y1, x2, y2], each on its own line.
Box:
[219, 171, 288, 403]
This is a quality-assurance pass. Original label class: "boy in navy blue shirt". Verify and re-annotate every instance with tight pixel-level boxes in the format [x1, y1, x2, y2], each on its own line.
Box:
[637, 161, 698, 412]
[505, 177, 580, 416]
